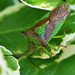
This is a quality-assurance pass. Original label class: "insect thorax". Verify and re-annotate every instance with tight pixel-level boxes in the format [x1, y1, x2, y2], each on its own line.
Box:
[25, 30, 46, 47]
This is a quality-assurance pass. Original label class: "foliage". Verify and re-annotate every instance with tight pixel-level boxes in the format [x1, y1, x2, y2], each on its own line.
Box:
[0, 46, 20, 75]
[0, 0, 75, 75]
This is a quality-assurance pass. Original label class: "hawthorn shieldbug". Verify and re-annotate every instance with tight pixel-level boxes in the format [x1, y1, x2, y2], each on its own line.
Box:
[4, 4, 70, 69]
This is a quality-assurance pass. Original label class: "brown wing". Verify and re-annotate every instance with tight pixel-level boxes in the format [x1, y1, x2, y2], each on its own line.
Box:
[44, 21, 55, 42]
[30, 17, 49, 30]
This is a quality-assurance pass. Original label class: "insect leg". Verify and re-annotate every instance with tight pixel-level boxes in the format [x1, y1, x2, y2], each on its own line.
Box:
[59, 44, 67, 48]
[47, 43, 59, 51]
[42, 46, 52, 57]
[51, 52, 57, 57]
[52, 29, 72, 48]
[41, 49, 44, 54]
[28, 50, 41, 70]
[64, 29, 72, 33]
[47, 42, 67, 51]
[53, 29, 72, 39]
[53, 35, 64, 38]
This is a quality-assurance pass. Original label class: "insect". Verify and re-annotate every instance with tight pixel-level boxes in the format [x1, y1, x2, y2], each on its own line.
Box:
[4, 4, 70, 69]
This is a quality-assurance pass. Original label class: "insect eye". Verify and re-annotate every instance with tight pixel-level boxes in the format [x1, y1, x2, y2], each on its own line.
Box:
[22, 31, 26, 35]
[43, 44, 46, 48]
[22, 31, 25, 34]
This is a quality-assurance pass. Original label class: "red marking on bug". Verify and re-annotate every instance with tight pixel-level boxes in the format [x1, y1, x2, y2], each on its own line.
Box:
[22, 31, 28, 35]
[63, 12, 70, 19]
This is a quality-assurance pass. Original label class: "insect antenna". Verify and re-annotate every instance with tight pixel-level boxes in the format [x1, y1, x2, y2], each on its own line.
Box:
[28, 50, 41, 70]
[4, 50, 29, 56]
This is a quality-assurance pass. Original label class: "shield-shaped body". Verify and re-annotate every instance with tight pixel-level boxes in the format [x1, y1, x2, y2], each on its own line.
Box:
[22, 4, 70, 52]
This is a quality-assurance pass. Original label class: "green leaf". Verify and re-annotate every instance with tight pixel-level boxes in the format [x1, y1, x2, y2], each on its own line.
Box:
[0, 0, 19, 11]
[0, 46, 20, 75]
[66, 0, 75, 4]
[21, 0, 75, 10]
[21, 0, 65, 10]
[69, 36, 75, 44]
[19, 45, 75, 75]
